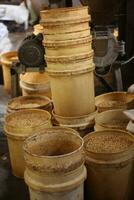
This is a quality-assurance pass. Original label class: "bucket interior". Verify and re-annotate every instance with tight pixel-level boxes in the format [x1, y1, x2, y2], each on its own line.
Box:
[84, 130, 134, 154]
[25, 130, 82, 157]
[96, 110, 129, 129]
[5, 110, 50, 129]
[95, 92, 129, 108]
[8, 96, 50, 110]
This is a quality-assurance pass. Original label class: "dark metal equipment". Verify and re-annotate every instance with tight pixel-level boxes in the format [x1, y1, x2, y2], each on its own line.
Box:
[80, 0, 129, 91]
[11, 33, 46, 97]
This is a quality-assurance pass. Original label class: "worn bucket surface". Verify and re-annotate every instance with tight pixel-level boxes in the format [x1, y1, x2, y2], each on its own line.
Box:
[84, 129, 134, 200]
[44, 36, 92, 56]
[4, 109, 52, 178]
[24, 127, 86, 200]
[7, 95, 52, 114]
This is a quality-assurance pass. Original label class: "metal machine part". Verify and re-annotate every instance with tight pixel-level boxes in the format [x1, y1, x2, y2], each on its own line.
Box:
[92, 27, 119, 68]
[18, 33, 45, 71]
[11, 33, 46, 97]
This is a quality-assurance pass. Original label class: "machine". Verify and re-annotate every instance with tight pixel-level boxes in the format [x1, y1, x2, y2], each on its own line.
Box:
[11, 33, 46, 97]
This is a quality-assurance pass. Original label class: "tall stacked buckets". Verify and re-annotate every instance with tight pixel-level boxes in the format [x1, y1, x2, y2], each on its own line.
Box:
[40, 6, 96, 132]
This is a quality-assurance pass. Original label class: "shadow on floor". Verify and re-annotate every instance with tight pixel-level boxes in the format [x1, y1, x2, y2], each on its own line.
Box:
[0, 138, 29, 200]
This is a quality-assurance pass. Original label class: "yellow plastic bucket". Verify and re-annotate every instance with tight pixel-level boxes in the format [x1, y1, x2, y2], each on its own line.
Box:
[4, 109, 52, 178]
[24, 127, 87, 200]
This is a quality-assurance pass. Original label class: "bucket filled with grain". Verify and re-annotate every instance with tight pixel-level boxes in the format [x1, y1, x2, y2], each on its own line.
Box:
[24, 127, 87, 200]
[95, 92, 134, 112]
[7, 95, 52, 114]
[84, 130, 134, 200]
[4, 109, 52, 178]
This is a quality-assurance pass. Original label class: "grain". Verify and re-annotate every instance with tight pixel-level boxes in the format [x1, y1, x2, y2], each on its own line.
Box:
[7, 112, 49, 128]
[86, 132, 133, 153]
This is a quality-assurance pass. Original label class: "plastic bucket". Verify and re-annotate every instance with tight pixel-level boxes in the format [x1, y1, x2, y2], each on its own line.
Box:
[44, 36, 92, 56]
[40, 7, 89, 20]
[24, 127, 87, 200]
[95, 92, 134, 112]
[47, 66, 95, 117]
[20, 72, 51, 98]
[94, 109, 129, 131]
[84, 129, 134, 200]
[40, 7, 90, 34]
[0, 51, 18, 93]
[4, 109, 52, 178]
[7, 95, 52, 114]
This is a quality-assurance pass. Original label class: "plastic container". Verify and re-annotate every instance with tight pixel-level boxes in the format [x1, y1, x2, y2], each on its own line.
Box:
[4, 109, 52, 178]
[0, 51, 18, 93]
[44, 36, 92, 56]
[7, 95, 52, 114]
[20, 72, 51, 98]
[94, 109, 129, 131]
[24, 127, 87, 200]
[40, 7, 90, 34]
[95, 92, 134, 112]
[48, 66, 95, 117]
[84, 129, 134, 200]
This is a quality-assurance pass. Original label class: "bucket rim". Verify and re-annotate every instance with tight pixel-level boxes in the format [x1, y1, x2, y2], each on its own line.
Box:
[4, 109, 51, 130]
[40, 6, 88, 14]
[0, 51, 18, 65]
[95, 109, 129, 126]
[7, 95, 52, 110]
[40, 16, 90, 26]
[47, 65, 95, 76]
[23, 127, 84, 159]
[44, 35, 92, 47]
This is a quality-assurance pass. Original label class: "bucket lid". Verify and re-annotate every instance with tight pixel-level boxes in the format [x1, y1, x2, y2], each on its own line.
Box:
[7, 95, 52, 111]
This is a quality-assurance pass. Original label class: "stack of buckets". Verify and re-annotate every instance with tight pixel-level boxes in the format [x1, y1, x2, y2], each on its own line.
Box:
[40, 6, 96, 134]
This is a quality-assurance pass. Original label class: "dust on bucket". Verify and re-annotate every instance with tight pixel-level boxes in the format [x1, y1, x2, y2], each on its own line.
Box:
[23, 127, 87, 200]
[84, 129, 134, 200]
[4, 109, 52, 178]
